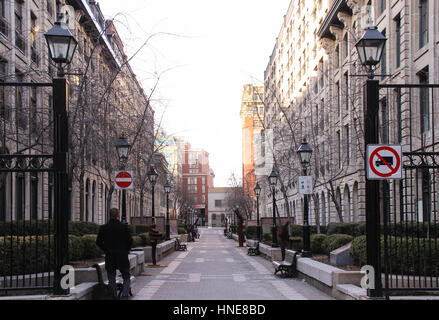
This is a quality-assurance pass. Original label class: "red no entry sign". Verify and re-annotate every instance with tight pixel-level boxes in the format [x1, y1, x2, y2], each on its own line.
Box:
[367, 145, 402, 180]
[114, 171, 134, 190]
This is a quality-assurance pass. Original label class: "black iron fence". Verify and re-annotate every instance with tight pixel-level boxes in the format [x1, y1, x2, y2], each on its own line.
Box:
[379, 84, 439, 297]
[0, 79, 69, 295]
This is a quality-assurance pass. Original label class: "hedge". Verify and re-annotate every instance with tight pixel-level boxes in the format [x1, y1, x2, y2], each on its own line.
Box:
[245, 226, 258, 240]
[326, 223, 366, 237]
[0, 220, 102, 237]
[322, 234, 353, 255]
[262, 232, 272, 243]
[310, 234, 328, 254]
[289, 237, 303, 250]
[138, 233, 151, 246]
[350, 235, 439, 276]
[0, 234, 104, 276]
[132, 236, 143, 248]
[290, 224, 328, 237]
[178, 227, 186, 235]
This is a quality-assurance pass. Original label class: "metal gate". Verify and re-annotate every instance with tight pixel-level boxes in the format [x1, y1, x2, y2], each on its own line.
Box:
[379, 84, 439, 298]
[0, 78, 69, 295]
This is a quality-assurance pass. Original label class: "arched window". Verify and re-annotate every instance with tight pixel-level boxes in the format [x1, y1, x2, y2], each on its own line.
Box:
[92, 181, 96, 223]
[30, 172, 39, 220]
[353, 183, 359, 222]
[15, 172, 25, 221]
[85, 179, 90, 222]
[344, 186, 351, 222]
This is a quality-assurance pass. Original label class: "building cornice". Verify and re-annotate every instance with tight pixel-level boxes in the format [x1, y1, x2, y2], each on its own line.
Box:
[317, 0, 353, 40]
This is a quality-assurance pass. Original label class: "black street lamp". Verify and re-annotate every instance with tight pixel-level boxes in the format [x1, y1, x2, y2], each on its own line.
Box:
[268, 168, 279, 248]
[355, 26, 387, 79]
[116, 135, 132, 225]
[44, 15, 77, 296]
[147, 166, 158, 219]
[164, 182, 171, 240]
[254, 183, 262, 241]
[297, 138, 313, 257]
[44, 19, 78, 77]
[355, 26, 387, 298]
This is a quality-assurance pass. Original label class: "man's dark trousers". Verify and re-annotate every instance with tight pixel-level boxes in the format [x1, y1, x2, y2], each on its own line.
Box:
[96, 219, 133, 298]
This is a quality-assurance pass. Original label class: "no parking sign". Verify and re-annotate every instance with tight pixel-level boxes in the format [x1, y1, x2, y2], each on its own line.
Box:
[367, 145, 402, 180]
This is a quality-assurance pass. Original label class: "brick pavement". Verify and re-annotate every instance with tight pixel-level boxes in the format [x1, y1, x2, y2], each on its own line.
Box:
[131, 228, 333, 300]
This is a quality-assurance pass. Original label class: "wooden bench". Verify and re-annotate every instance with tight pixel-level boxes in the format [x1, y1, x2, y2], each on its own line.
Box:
[272, 251, 298, 278]
[175, 238, 187, 251]
[92, 264, 133, 300]
[247, 240, 260, 256]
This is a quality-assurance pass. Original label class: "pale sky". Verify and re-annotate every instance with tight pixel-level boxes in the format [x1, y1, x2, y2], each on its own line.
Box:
[99, 0, 291, 187]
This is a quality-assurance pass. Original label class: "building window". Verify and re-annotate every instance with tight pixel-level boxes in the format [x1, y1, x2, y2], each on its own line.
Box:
[394, 14, 401, 68]
[0, 0, 8, 37]
[337, 130, 341, 168]
[395, 89, 402, 143]
[380, 98, 389, 143]
[15, 0, 25, 53]
[31, 12, 39, 66]
[46, 0, 54, 17]
[15, 71, 26, 129]
[419, 67, 429, 133]
[336, 81, 341, 117]
[215, 200, 222, 207]
[30, 173, 38, 220]
[419, 0, 429, 49]
[381, 29, 386, 78]
[30, 86, 38, 134]
[335, 45, 339, 68]
[344, 72, 349, 110]
[345, 125, 350, 165]
[0, 59, 7, 120]
[379, 0, 386, 15]
[343, 33, 348, 59]
[15, 173, 25, 220]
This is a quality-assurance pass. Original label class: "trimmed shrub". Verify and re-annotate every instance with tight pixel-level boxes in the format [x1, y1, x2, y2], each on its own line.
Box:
[290, 225, 303, 237]
[322, 234, 354, 255]
[138, 233, 151, 246]
[311, 234, 328, 254]
[350, 235, 439, 276]
[81, 234, 103, 260]
[132, 236, 143, 248]
[69, 235, 85, 261]
[134, 225, 150, 235]
[289, 237, 303, 250]
[245, 226, 258, 240]
[178, 227, 186, 235]
[327, 223, 366, 237]
[350, 235, 367, 266]
[290, 224, 327, 237]
[68, 221, 100, 237]
[263, 232, 272, 243]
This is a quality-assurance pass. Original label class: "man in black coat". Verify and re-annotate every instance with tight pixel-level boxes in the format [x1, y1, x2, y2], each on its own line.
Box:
[96, 208, 133, 299]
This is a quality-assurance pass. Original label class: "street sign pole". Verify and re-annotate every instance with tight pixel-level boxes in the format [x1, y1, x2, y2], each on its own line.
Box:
[365, 79, 383, 298]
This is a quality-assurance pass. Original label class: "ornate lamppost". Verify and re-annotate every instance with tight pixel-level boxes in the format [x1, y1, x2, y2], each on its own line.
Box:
[44, 16, 77, 296]
[164, 182, 171, 240]
[254, 183, 262, 241]
[355, 25, 387, 298]
[297, 139, 313, 257]
[116, 135, 132, 224]
[268, 168, 279, 248]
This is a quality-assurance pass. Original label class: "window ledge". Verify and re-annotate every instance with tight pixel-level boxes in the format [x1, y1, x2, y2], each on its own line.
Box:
[414, 46, 429, 62]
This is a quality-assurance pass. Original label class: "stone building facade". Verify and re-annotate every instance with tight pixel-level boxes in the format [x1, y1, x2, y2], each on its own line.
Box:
[259, 0, 439, 226]
[0, 0, 160, 225]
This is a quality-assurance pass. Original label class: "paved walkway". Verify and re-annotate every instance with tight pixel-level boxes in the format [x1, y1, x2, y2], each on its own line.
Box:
[131, 228, 333, 300]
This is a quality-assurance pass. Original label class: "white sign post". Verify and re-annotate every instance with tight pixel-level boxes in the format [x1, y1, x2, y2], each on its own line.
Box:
[299, 176, 313, 195]
[367, 145, 403, 180]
